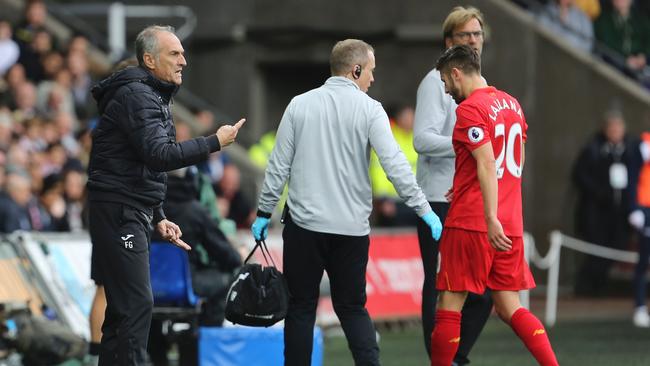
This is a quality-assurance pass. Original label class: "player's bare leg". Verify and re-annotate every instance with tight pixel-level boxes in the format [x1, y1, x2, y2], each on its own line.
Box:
[491, 290, 520, 322]
[430, 291, 467, 366]
[492, 290, 558, 366]
[86, 285, 106, 365]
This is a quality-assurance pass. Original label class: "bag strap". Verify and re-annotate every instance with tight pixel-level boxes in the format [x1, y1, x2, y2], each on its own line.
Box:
[243, 240, 278, 268]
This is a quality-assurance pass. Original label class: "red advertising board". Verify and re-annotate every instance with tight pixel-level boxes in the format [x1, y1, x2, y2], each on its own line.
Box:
[365, 232, 423, 319]
[315, 231, 424, 324]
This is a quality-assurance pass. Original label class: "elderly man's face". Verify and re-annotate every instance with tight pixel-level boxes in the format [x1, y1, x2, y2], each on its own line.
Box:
[149, 31, 187, 85]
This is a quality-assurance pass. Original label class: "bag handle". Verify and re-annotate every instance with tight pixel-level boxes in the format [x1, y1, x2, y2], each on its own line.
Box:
[243, 240, 278, 268]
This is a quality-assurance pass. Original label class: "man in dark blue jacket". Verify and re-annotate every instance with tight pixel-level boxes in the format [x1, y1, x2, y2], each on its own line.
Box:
[87, 25, 244, 366]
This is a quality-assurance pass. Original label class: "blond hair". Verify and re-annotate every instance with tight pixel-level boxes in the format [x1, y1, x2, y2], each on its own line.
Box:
[442, 6, 485, 40]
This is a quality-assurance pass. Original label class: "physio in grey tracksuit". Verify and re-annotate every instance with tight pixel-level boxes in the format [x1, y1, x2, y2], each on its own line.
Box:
[251, 39, 442, 366]
[413, 6, 494, 365]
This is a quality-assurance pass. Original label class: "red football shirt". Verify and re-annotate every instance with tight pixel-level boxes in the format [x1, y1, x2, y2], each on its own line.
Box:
[444, 86, 527, 236]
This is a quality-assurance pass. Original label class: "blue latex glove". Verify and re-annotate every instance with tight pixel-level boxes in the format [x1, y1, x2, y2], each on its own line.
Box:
[251, 217, 270, 241]
[421, 211, 442, 241]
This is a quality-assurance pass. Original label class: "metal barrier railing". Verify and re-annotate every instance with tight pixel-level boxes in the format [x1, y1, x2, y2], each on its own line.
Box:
[524, 230, 641, 326]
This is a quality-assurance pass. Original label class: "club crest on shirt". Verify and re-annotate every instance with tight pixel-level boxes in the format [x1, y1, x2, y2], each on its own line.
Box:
[468, 127, 484, 143]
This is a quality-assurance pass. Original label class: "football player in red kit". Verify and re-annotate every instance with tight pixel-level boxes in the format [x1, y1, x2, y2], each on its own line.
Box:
[429, 45, 558, 366]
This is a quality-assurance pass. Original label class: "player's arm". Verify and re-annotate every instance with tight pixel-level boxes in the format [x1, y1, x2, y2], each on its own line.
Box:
[522, 142, 526, 170]
[472, 143, 512, 251]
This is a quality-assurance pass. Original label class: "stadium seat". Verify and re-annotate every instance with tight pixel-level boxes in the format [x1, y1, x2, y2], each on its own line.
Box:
[149, 242, 201, 323]
[150, 242, 198, 307]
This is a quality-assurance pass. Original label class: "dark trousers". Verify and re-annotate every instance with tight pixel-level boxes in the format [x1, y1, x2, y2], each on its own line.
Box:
[283, 216, 379, 366]
[416, 201, 493, 365]
[634, 208, 650, 307]
[575, 208, 629, 296]
[89, 201, 154, 366]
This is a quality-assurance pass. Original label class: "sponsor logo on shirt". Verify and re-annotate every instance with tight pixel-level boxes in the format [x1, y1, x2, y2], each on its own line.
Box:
[468, 127, 484, 143]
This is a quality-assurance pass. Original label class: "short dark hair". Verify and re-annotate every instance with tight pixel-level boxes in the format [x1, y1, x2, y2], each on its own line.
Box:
[435, 44, 481, 76]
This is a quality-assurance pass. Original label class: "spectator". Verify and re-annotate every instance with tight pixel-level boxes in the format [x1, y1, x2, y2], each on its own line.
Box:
[0, 165, 6, 191]
[2, 64, 26, 105]
[0, 108, 12, 150]
[0, 172, 34, 232]
[66, 50, 95, 120]
[61, 162, 87, 232]
[40, 51, 64, 80]
[573, 108, 637, 296]
[66, 34, 89, 56]
[216, 163, 255, 228]
[193, 108, 216, 134]
[594, 0, 650, 75]
[13, 0, 48, 48]
[0, 20, 20, 76]
[370, 104, 419, 226]
[575, 0, 601, 20]
[36, 81, 77, 120]
[12, 81, 38, 122]
[18, 117, 47, 153]
[54, 112, 80, 156]
[6, 142, 29, 172]
[18, 29, 53, 82]
[539, 0, 594, 53]
[39, 173, 68, 231]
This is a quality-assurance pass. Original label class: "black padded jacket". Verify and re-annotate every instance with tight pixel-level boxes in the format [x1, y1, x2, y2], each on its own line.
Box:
[87, 66, 221, 222]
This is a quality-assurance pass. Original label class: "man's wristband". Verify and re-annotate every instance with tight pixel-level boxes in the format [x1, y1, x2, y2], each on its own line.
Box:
[257, 210, 272, 219]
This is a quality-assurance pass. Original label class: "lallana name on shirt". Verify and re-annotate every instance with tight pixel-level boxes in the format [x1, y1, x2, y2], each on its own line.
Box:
[488, 97, 522, 121]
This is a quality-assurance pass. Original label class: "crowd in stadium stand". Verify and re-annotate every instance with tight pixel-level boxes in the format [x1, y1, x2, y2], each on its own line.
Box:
[524, 0, 650, 87]
[0, 0, 254, 235]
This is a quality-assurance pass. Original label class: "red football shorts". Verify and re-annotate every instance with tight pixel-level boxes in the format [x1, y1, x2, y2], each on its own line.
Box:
[436, 227, 536, 293]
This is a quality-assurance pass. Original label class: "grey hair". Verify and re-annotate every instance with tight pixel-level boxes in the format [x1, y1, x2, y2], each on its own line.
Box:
[135, 25, 175, 67]
[329, 39, 374, 76]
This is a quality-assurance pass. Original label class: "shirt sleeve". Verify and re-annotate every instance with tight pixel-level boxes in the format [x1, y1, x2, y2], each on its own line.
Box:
[454, 104, 491, 152]
[123, 91, 217, 172]
[257, 100, 296, 214]
[369, 102, 431, 217]
[412, 71, 455, 158]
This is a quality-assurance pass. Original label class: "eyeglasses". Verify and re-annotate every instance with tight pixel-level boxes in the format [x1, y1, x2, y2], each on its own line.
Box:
[452, 31, 484, 41]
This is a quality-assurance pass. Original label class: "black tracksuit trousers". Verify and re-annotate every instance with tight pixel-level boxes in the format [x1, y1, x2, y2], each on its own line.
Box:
[89, 201, 154, 366]
[282, 214, 379, 366]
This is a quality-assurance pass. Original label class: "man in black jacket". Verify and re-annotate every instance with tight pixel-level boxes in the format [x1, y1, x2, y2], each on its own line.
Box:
[573, 109, 636, 296]
[87, 25, 244, 365]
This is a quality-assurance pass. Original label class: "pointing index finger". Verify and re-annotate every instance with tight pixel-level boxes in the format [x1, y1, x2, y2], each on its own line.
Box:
[233, 118, 246, 131]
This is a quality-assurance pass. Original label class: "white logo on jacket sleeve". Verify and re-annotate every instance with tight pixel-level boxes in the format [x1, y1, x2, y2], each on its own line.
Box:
[468, 127, 484, 143]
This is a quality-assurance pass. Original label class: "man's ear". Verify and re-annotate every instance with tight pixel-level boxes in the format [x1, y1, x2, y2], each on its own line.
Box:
[143, 53, 156, 70]
[450, 67, 462, 81]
